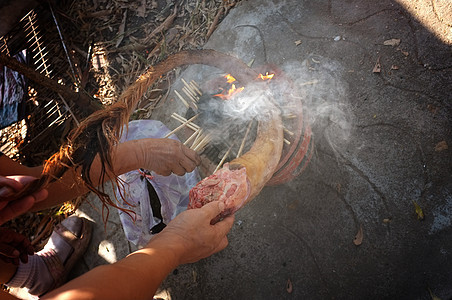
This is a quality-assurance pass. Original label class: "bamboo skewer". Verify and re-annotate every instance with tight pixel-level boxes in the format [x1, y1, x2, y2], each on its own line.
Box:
[174, 90, 189, 108]
[164, 114, 199, 138]
[190, 80, 203, 96]
[192, 133, 211, 152]
[215, 143, 235, 172]
[184, 128, 200, 145]
[190, 129, 204, 149]
[284, 138, 291, 145]
[181, 79, 199, 99]
[283, 127, 294, 136]
[182, 86, 198, 103]
[237, 120, 253, 158]
[171, 113, 200, 130]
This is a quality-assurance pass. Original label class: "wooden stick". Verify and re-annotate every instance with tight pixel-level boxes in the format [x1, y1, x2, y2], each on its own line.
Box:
[236, 120, 253, 158]
[164, 114, 199, 138]
[193, 134, 211, 151]
[171, 113, 200, 130]
[182, 86, 198, 103]
[190, 80, 203, 96]
[184, 128, 200, 145]
[283, 126, 294, 136]
[283, 113, 297, 119]
[215, 142, 234, 172]
[284, 138, 291, 145]
[190, 129, 204, 149]
[181, 78, 198, 99]
[299, 79, 318, 86]
[174, 90, 189, 108]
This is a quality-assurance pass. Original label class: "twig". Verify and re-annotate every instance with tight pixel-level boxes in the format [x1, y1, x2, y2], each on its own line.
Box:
[164, 114, 199, 138]
[206, 6, 224, 40]
[143, 5, 178, 44]
[237, 120, 253, 158]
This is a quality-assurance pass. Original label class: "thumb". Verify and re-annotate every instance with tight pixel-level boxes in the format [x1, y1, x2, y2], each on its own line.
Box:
[200, 201, 225, 219]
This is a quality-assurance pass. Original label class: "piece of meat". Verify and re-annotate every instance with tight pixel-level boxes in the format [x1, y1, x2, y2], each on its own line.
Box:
[189, 163, 250, 222]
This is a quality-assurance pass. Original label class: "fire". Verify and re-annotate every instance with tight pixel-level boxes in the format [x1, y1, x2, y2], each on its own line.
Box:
[214, 74, 244, 100]
[225, 74, 237, 84]
[258, 72, 275, 81]
[213, 72, 274, 100]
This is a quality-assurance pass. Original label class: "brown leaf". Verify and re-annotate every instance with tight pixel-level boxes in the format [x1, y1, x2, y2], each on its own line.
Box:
[383, 38, 401, 46]
[115, 10, 127, 48]
[138, 0, 146, 18]
[391, 65, 399, 70]
[353, 225, 363, 246]
[286, 278, 293, 293]
[294, 40, 302, 46]
[372, 57, 381, 73]
[413, 201, 425, 220]
[435, 141, 448, 152]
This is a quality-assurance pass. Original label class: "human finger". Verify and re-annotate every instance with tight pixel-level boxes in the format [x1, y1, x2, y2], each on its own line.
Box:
[32, 188, 48, 203]
[214, 214, 235, 234]
[0, 243, 20, 258]
[0, 196, 35, 225]
[200, 201, 225, 220]
[0, 177, 23, 192]
[178, 155, 198, 174]
[181, 145, 201, 166]
[172, 163, 187, 176]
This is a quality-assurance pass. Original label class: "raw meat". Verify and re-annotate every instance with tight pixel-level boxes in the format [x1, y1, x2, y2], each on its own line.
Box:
[188, 163, 250, 221]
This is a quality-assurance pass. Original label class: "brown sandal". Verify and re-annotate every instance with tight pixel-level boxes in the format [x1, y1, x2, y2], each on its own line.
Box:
[38, 216, 92, 295]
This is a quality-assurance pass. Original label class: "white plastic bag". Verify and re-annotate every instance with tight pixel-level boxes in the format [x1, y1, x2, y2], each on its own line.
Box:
[116, 120, 200, 247]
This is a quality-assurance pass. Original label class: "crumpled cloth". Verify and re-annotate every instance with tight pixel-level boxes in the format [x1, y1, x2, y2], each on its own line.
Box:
[116, 120, 200, 247]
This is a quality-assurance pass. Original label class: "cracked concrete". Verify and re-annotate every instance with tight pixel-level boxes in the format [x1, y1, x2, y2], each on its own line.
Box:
[71, 0, 451, 299]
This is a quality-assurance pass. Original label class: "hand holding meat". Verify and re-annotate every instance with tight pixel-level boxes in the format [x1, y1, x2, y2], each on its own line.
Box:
[0, 176, 48, 225]
[0, 227, 34, 265]
[149, 201, 234, 265]
[138, 138, 201, 176]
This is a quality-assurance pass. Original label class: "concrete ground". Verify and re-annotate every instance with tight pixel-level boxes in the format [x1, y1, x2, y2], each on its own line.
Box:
[70, 0, 452, 299]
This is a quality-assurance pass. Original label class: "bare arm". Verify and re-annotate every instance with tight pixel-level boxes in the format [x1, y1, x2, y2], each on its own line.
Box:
[0, 138, 201, 211]
[42, 202, 234, 300]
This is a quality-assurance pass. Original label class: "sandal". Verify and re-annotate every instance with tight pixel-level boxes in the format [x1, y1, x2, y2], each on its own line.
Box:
[37, 215, 92, 295]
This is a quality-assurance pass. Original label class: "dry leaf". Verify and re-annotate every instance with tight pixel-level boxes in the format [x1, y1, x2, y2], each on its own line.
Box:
[115, 10, 127, 48]
[383, 218, 392, 223]
[286, 278, 293, 293]
[353, 225, 363, 246]
[391, 65, 399, 70]
[372, 57, 381, 73]
[294, 40, 302, 46]
[434, 141, 448, 152]
[413, 201, 425, 220]
[138, 0, 146, 18]
[383, 38, 401, 46]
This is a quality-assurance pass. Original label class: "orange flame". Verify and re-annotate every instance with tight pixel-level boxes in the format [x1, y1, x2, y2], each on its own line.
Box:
[214, 83, 244, 100]
[225, 74, 237, 83]
[258, 72, 275, 81]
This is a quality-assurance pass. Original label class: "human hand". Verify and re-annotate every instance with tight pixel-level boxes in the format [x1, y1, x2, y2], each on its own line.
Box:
[149, 201, 234, 265]
[0, 176, 48, 225]
[0, 227, 34, 265]
[140, 138, 201, 176]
